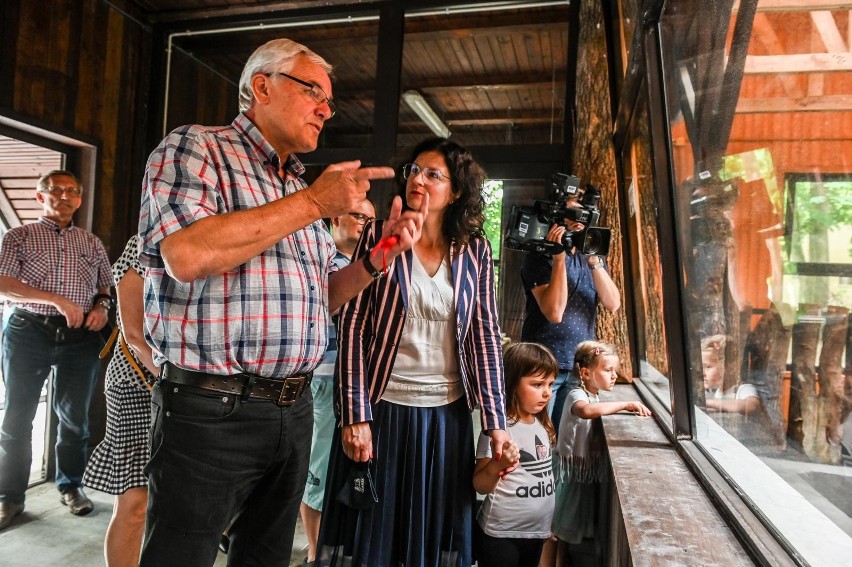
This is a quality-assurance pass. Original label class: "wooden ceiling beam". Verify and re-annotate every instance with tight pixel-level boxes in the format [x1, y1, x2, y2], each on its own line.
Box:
[441, 109, 561, 125]
[174, 20, 381, 52]
[5, 189, 39, 199]
[403, 22, 567, 43]
[810, 10, 848, 52]
[745, 52, 852, 73]
[742, 0, 852, 12]
[420, 81, 565, 95]
[736, 94, 852, 111]
[335, 75, 567, 104]
[448, 116, 559, 127]
[143, 0, 369, 24]
[0, 165, 54, 176]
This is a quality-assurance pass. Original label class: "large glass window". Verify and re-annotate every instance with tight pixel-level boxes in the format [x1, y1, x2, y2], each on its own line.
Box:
[619, 88, 670, 408]
[657, 2, 852, 561]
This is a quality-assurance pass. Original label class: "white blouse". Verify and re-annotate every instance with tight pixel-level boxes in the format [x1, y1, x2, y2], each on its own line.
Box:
[381, 252, 463, 407]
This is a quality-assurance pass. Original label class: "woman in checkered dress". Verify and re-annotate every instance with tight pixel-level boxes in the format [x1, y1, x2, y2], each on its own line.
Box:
[84, 235, 156, 566]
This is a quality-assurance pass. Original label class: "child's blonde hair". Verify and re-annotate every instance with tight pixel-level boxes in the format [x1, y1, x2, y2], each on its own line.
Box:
[700, 334, 736, 390]
[503, 342, 558, 445]
[573, 340, 618, 372]
[700, 334, 726, 360]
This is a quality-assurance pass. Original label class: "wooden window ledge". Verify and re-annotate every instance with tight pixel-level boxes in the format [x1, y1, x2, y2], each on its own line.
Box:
[600, 385, 754, 566]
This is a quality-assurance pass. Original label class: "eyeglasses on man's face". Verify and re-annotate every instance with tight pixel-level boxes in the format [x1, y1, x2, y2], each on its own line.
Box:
[265, 72, 336, 118]
[348, 212, 375, 225]
[40, 186, 82, 197]
[402, 163, 451, 185]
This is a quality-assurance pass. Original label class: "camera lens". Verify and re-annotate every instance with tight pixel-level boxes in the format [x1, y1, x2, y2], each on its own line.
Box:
[580, 227, 611, 256]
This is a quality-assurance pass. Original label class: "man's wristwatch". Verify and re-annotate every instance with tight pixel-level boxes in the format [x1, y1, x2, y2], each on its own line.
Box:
[590, 256, 605, 270]
[93, 293, 114, 311]
[363, 251, 389, 279]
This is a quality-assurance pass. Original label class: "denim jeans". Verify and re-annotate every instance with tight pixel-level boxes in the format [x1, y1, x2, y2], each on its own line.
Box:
[0, 310, 101, 503]
[139, 379, 313, 567]
[549, 369, 580, 430]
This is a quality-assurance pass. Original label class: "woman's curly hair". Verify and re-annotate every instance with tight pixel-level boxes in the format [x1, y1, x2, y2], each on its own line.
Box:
[394, 137, 487, 249]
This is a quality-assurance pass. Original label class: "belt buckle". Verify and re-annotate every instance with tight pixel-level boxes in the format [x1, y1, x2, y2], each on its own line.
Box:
[277, 376, 305, 406]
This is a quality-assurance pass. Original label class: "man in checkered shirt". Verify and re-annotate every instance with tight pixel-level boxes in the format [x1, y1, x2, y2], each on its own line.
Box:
[138, 38, 426, 566]
[0, 170, 112, 531]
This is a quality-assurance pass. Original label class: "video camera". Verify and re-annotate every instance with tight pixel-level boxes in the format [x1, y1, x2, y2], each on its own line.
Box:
[504, 173, 612, 256]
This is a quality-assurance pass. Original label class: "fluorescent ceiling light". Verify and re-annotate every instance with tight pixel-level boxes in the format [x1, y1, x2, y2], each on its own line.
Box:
[402, 90, 451, 138]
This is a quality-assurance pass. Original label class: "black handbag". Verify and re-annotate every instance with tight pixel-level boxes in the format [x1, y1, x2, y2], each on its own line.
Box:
[335, 459, 378, 510]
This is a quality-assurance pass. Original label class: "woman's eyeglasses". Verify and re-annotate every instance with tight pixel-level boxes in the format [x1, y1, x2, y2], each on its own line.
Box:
[348, 212, 375, 225]
[402, 163, 451, 184]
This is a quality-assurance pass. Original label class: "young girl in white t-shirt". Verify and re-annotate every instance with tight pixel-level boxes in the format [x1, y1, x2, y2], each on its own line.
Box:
[701, 334, 760, 414]
[550, 340, 651, 559]
[473, 342, 559, 567]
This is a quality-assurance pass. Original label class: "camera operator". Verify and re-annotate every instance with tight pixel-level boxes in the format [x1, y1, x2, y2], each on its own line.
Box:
[519, 190, 620, 429]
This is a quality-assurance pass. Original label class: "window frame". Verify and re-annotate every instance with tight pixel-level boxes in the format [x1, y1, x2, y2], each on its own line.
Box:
[783, 172, 852, 278]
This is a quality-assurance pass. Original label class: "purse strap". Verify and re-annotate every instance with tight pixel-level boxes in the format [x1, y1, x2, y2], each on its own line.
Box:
[99, 325, 119, 359]
[119, 333, 154, 392]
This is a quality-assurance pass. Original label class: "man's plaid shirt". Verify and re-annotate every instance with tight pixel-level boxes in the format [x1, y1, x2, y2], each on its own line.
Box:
[139, 113, 336, 378]
[0, 217, 111, 316]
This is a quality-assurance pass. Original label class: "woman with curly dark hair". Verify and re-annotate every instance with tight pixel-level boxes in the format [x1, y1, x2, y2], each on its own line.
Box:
[317, 138, 510, 567]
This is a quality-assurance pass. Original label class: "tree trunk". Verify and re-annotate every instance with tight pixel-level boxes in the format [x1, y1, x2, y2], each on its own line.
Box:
[788, 305, 820, 449]
[789, 304, 848, 464]
[743, 304, 790, 446]
[841, 314, 852, 427]
[818, 306, 849, 456]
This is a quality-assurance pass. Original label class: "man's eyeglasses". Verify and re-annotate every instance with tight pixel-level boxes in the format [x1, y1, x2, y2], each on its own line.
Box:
[40, 186, 82, 197]
[402, 163, 451, 184]
[348, 212, 375, 225]
[265, 72, 336, 118]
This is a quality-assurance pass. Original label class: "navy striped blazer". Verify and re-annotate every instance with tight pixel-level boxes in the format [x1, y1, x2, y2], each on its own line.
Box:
[336, 220, 507, 433]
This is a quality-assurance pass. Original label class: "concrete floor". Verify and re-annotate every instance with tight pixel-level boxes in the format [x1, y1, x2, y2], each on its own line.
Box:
[0, 481, 309, 566]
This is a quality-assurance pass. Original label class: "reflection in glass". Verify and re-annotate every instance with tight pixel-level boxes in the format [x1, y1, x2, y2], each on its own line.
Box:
[659, 1, 852, 558]
[620, 88, 670, 408]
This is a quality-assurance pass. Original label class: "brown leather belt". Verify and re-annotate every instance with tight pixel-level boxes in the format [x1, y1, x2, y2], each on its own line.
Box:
[161, 362, 312, 407]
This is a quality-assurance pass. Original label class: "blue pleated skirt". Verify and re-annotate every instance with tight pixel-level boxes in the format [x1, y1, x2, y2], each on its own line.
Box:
[317, 397, 475, 567]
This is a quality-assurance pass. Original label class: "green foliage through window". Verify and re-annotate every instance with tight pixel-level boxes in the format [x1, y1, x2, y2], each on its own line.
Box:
[482, 180, 504, 293]
[483, 180, 504, 260]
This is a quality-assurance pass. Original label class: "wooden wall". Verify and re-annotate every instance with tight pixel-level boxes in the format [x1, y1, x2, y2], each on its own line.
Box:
[0, 0, 154, 258]
[164, 48, 240, 135]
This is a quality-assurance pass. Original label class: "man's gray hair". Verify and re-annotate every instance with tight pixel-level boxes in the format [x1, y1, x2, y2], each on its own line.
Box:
[238, 38, 333, 113]
[37, 170, 82, 193]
